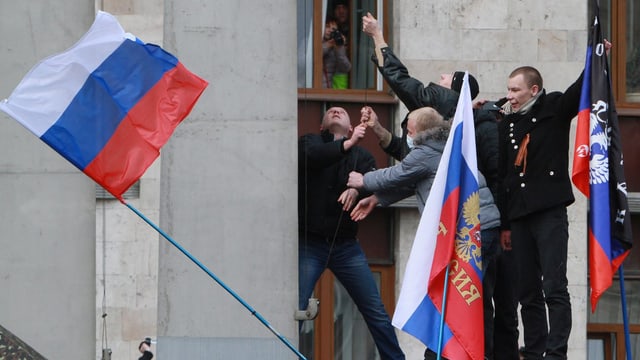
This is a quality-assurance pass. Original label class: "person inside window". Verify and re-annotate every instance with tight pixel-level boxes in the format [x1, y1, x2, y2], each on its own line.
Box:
[332, 0, 350, 41]
[323, 18, 351, 89]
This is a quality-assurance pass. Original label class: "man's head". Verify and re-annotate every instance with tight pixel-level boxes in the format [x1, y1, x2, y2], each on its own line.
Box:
[406, 107, 445, 138]
[439, 71, 480, 100]
[321, 107, 352, 138]
[506, 66, 542, 112]
[438, 71, 480, 100]
[333, 1, 349, 25]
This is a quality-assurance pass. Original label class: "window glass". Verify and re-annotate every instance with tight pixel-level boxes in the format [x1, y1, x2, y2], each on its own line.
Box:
[297, 0, 313, 88]
[322, 1, 352, 89]
[588, 215, 640, 323]
[334, 273, 381, 360]
[587, 338, 606, 360]
[592, 0, 612, 37]
[299, 309, 315, 357]
[626, 0, 640, 101]
[350, 0, 377, 90]
[298, 0, 384, 90]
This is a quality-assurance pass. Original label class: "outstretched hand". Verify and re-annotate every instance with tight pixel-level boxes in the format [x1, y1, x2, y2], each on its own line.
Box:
[351, 194, 379, 221]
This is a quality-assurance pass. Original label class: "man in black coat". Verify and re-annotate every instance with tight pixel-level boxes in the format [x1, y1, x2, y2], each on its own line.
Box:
[361, 12, 481, 161]
[497, 66, 582, 360]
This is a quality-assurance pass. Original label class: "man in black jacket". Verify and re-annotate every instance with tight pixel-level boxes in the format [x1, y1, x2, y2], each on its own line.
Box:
[361, 12, 481, 161]
[497, 66, 582, 360]
[298, 106, 405, 360]
[361, 12, 505, 360]
[360, 12, 498, 206]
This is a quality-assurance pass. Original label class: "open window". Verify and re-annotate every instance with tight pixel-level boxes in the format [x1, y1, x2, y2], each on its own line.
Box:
[297, 0, 388, 92]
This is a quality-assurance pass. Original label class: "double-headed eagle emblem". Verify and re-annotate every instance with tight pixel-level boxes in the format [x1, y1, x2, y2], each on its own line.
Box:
[455, 191, 482, 267]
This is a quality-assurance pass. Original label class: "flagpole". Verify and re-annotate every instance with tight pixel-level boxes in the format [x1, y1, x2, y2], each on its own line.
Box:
[123, 201, 307, 360]
[618, 265, 632, 360]
[436, 263, 452, 359]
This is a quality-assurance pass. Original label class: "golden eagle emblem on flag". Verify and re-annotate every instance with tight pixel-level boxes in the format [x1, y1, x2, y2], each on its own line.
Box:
[455, 191, 481, 267]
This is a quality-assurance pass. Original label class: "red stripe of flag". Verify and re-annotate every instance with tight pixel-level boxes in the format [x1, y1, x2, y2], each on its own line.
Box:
[84, 62, 207, 199]
[572, 107, 590, 196]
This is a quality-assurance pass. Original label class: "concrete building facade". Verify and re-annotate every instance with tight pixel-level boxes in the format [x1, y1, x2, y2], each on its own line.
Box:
[0, 2, 97, 359]
[1, 0, 603, 359]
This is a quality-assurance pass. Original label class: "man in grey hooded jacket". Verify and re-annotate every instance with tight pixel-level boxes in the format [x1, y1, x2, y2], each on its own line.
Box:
[347, 107, 500, 233]
[348, 106, 501, 360]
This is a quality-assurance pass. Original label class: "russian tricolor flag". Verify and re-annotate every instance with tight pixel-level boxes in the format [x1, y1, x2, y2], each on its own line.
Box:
[571, 12, 632, 312]
[392, 73, 484, 360]
[0, 11, 208, 200]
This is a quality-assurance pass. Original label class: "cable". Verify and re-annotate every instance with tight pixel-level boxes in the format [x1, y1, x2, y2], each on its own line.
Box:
[100, 200, 111, 360]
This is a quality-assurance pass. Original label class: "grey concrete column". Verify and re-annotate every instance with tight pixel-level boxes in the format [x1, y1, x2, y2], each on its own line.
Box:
[0, 2, 96, 359]
[159, 0, 299, 358]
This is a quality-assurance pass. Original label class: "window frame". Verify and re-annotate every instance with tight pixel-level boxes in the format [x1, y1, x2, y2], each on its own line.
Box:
[607, 0, 640, 113]
[310, 265, 397, 360]
[298, 0, 393, 98]
[587, 323, 640, 360]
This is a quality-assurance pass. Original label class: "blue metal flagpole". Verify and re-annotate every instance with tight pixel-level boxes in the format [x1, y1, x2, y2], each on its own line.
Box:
[436, 263, 452, 359]
[123, 201, 306, 360]
[618, 265, 632, 360]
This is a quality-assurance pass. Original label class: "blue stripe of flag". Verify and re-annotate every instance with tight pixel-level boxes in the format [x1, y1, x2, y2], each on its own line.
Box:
[444, 124, 464, 197]
[579, 45, 593, 113]
[445, 122, 482, 275]
[402, 295, 454, 350]
[41, 39, 178, 170]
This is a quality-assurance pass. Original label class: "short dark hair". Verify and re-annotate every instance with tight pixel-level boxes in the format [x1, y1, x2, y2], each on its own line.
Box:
[509, 66, 543, 89]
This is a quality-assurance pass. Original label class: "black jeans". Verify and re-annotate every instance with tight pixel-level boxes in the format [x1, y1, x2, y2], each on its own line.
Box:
[511, 206, 571, 360]
[482, 228, 500, 360]
[492, 247, 520, 360]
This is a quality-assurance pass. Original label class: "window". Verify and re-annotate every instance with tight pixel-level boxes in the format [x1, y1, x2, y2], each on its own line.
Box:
[594, 0, 640, 106]
[587, 323, 640, 359]
[297, 0, 388, 92]
[587, 4, 640, 353]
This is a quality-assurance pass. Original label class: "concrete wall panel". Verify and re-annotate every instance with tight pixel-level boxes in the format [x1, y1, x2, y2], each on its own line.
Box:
[0, 2, 97, 358]
[159, 0, 299, 356]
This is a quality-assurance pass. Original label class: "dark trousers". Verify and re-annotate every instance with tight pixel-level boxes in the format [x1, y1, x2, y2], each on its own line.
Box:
[482, 228, 500, 360]
[511, 206, 571, 360]
[492, 247, 520, 360]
